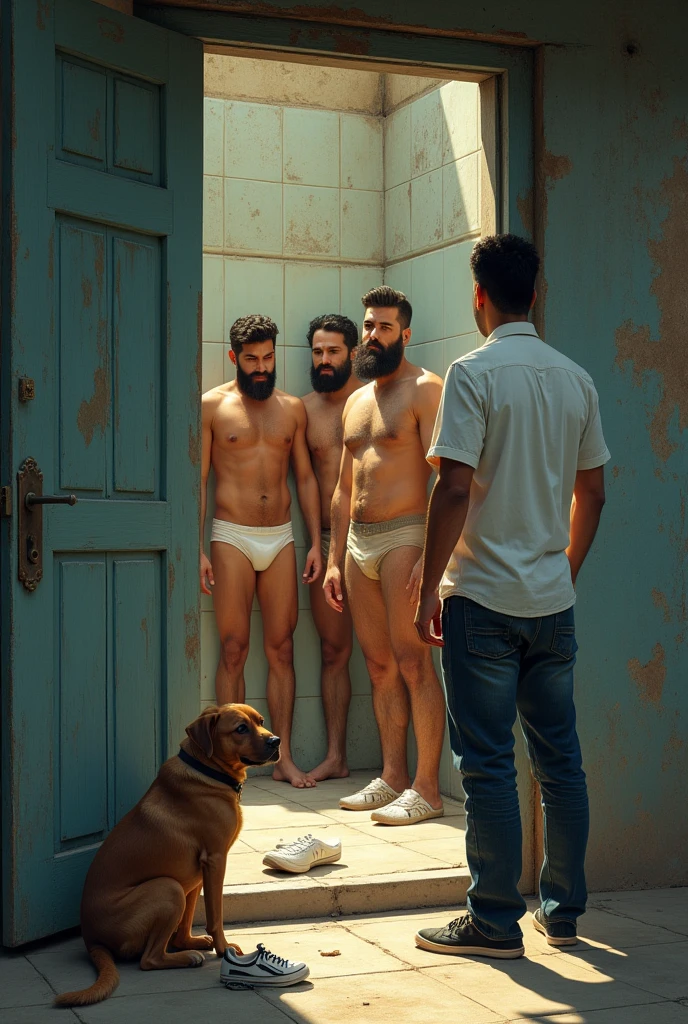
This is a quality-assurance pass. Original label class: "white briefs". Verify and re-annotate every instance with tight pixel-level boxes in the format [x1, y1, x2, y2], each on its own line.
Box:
[210, 518, 294, 572]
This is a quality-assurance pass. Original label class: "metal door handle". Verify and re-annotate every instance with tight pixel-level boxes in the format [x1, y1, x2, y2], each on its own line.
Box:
[25, 491, 77, 508]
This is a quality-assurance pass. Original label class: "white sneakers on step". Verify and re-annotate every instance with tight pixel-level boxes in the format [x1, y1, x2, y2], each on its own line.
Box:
[340, 779, 444, 825]
[262, 833, 342, 873]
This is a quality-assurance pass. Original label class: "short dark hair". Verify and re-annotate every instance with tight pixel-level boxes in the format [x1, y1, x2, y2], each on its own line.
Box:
[306, 313, 359, 351]
[229, 314, 278, 355]
[361, 285, 412, 330]
[470, 234, 540, 315]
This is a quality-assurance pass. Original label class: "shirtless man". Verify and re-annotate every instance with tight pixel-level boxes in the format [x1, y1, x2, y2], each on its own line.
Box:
[302, 313, 362, 782]
[323, 286, 447, 824]
[201, 314, 322, 788]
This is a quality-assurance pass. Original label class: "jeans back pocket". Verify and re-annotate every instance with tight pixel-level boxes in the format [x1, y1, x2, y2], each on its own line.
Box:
[464, 601, 516, 660]
[550, 608, 578, 660]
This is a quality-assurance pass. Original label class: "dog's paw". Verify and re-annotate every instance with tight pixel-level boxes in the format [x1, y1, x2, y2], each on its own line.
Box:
[188, 951, 205, 968]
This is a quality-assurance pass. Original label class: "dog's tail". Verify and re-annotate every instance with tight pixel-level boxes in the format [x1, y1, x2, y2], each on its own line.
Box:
[54, 945, 120, 1007]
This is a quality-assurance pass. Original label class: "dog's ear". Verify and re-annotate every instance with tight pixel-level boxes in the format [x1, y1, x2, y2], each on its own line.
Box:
[186, 709, 220, 758]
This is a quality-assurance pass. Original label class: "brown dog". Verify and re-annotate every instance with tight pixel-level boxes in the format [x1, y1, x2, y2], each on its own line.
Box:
[55, 703, 280, 1007]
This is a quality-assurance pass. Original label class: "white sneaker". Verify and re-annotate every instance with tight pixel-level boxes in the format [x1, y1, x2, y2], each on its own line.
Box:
[339, 777, 401, 810]
[262, 833, 342, 873]
[371, 788, 444, 825]
[221, 943, 310, 988]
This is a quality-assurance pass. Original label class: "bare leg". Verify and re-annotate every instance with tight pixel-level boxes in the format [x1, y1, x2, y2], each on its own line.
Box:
[211, 541, 255, 705]
[380, 547, 445, 809]
[256, 544, 315, 788]
[345, 553, 410, 795]
[309, 576, 352, 781]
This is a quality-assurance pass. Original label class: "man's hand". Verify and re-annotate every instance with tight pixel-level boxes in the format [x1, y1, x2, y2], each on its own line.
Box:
[406, 556, 423, 606]
[415, 592, 443, 647]
[200, 552, 215, 596]
[323, 564, 344, 613]
[303, 546, 322, 585]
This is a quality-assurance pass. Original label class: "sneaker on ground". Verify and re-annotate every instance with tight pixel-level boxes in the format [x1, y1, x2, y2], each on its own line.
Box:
[339, 777, 401, 810]
[262, 833, 342, 873]
[371, 788, 444, 825]
[532, 907, 578, 946]
[221, 943, 310, 988]
[415, 913, 525, 959]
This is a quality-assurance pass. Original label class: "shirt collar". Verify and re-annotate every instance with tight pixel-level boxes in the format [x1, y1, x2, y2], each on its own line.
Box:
[483, 321, 539, 346]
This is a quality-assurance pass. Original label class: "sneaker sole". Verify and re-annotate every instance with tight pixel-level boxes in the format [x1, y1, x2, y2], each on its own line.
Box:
[371, 808, 444, 825]
[221, 967, 310, 988]
[532, 914, 578, 946]
[262, 851, 342, 873]
[414, 931, 524, 959]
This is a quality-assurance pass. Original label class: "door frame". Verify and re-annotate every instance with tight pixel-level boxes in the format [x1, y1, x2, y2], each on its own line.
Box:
[138, 4, 540, 892]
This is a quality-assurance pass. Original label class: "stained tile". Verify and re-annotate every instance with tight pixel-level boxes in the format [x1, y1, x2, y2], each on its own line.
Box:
[203, 174, 223, 248]
[203, 97, 224, 176]
[384, 182, 411, 260]
[284, 345, 313, 398]
[383, 259, 411, 299]
[202, 254, 224, 342]
[444, 333, 479, 366]
[224, 257, 284, 340]
[201, 343, 225, 395]
[441, 81, 480, 163]
[410, 170, 443, 252]
[224, 178, 283, 253]
[384, 103, 411, 189]
[340, 114, 383, 191]
[225, 100, 282, 182]
[283, 185, 339, 257]
[410, 251, 444, 344]
[443, 239, 479, 337]
[283, 107, 339, 188]
[284, 262, 340, 345]
[341, 190, 384, 262]
[341, 265, 381, 331]
[443, 152, 480, 241]
[411, 88, 443, 177]
[407, 340, 445, 378]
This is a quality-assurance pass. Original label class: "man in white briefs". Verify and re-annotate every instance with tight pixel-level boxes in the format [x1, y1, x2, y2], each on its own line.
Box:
[200, 314, 322, 788]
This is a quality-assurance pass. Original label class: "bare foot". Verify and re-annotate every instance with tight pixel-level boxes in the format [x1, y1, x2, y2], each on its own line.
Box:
[308, 757, 350, 782]
[273, 761, 317, 788]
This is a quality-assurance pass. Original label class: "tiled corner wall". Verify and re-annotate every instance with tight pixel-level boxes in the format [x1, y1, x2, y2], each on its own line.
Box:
[384, 81, 482, 370]
[201, 62, 483, 781]
[201, 66, 384, 772]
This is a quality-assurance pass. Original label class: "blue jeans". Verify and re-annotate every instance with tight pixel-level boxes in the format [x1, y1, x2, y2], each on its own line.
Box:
[441, 596, 589, 940]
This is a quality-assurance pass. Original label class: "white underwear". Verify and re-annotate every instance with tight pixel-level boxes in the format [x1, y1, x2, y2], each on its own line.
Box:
[210, 519, 294, 572]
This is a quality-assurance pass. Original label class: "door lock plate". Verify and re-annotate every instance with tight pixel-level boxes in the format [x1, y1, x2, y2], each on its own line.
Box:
[18, 457, 43, 591]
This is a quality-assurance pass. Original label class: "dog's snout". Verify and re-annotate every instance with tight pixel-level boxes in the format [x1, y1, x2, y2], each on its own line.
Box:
[266, 735, 280, 748]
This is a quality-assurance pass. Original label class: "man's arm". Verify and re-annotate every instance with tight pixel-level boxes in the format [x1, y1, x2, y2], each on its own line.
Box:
[200, 393, 216, 596]
[407, 374, 444, 600]
[566, 466, 606, 586]
[323, 439, 353, 614]
[415, 458, 474, 646]
[290, 399, 322, 584]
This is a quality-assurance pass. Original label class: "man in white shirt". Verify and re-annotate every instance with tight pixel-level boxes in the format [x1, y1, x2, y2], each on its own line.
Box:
[413, 234, 609, 960]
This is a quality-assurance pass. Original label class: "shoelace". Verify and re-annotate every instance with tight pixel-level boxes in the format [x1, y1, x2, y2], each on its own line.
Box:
[395, 790, 420, 807]
[275, 833, 315, 853]
[447, 914, 471, 936]
[256, 943, 291, 968]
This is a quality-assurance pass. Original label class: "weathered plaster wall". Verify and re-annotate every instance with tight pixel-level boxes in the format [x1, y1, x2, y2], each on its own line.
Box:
[186, 0, 688, 889]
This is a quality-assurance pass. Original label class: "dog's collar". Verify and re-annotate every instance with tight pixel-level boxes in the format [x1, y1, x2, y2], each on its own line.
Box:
[178, 748, 243, 798]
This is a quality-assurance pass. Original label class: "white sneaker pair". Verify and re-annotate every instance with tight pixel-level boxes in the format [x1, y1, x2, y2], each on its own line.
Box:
[262, 833, 342, 874]
[339, 778, 444, 825]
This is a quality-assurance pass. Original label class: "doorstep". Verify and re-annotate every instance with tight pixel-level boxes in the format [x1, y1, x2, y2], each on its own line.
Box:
[194, 769, 470, 925]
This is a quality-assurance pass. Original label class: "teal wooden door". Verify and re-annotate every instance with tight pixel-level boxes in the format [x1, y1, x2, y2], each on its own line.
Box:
[0, 0, 202, 945]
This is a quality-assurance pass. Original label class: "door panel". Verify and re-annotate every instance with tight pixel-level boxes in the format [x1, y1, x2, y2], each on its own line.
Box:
[1, 0, 202, 944]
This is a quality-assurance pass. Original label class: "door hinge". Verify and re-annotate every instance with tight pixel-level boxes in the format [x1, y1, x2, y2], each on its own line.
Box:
[1, 485, 11, 517]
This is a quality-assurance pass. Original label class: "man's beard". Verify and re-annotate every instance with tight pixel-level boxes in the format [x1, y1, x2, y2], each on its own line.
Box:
[353, 335, 404, 381]
[236, 364, 277, 401]
[310, 359, 352, 393]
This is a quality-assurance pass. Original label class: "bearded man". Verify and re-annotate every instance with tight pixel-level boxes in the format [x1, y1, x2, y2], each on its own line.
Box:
[302, 313, 362, 781]
[200, 314, 322, 788]
[323, 287, 447, 825]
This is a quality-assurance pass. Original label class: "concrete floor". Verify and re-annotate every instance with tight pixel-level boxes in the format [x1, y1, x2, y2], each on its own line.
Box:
[4, 888, 688, 1023]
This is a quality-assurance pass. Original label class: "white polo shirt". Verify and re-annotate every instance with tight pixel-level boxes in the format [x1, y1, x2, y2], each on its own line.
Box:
[427, 322, 610, 617]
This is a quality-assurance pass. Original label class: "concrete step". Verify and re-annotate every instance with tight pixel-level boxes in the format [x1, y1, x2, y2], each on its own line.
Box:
[193, 769, 470, 925]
